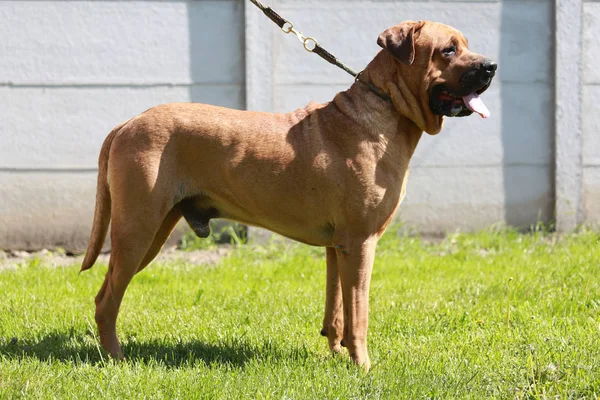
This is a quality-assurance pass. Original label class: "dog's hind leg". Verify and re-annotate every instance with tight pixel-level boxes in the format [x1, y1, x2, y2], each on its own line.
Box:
[94, 202, 167, 359]
[321, 247, 344, 353]
[136, 207, 182, 274]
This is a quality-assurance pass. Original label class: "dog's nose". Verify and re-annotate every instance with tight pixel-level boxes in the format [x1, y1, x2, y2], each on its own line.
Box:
[481, 59, 497, 72]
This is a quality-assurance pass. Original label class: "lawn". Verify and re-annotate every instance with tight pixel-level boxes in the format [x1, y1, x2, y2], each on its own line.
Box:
[1, 228, 599, 399]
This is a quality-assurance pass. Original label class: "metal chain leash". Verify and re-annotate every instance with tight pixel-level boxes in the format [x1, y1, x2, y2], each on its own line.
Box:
[248, 0, 391, 102]
[249, 1, 363, 77]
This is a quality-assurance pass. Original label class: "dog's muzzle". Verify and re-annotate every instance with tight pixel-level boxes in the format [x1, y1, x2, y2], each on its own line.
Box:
[429, 59, 497, 118]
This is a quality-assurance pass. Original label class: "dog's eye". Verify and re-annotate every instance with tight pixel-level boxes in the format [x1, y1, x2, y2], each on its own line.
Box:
[442, 46, 457, 56]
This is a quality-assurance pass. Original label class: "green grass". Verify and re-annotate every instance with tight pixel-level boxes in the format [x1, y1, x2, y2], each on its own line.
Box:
[1, 228, 599, 399]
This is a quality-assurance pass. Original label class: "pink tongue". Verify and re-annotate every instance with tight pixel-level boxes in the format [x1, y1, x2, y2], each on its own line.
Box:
[462, 92, 490, 119]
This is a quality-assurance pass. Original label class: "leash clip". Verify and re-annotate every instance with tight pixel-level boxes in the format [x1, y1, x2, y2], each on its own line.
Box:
[281, 21, 318, 52]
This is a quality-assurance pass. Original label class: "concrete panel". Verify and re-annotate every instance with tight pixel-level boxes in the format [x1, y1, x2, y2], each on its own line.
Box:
[556, 0, 584, 231]
[583, 167, 600, 224]
[246, 0, 274, 111]
[583, 3, 600, 83]
[582, 85, 600, 166]
[399, 165, 553, 232]
[0, 85, 243, 169]
[269, 1, 552, 85]
[0, 171, 192, 252]
[0, 171, 98, 251]
[189, 1, 245, 86]
[0, 1, 246, 249]
[0, 1, 243, 85]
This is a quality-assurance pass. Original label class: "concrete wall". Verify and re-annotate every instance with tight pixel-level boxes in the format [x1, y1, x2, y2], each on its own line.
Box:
[0, 0, 597, 250]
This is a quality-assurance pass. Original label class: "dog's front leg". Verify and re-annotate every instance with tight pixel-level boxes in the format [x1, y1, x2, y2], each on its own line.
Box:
[321, 247, 344, 353]
[336, 236, 377, 371]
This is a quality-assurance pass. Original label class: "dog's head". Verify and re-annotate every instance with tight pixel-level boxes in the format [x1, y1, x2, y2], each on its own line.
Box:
[375, 20, 496, 134]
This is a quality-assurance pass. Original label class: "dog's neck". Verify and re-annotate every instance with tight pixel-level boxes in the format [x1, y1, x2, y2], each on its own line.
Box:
[331, 80, 423, 172]
[359, 51, 444, 135]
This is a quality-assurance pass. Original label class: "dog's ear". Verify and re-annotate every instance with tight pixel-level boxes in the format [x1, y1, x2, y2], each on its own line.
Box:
[377, 21, 423, 65]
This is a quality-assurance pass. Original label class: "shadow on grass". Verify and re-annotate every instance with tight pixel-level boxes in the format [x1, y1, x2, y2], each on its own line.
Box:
[0, 329, 299, 369]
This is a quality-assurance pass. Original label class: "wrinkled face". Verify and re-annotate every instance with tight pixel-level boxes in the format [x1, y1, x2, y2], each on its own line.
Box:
[424, 24, 496, 118]
[377, 21, 496, 121]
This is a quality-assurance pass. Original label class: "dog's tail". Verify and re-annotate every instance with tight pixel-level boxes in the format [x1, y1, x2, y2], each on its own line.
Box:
[80, 121, 127, 272]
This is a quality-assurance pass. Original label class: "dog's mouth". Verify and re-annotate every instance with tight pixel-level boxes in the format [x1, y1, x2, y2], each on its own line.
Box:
[429, 82, 491, 118]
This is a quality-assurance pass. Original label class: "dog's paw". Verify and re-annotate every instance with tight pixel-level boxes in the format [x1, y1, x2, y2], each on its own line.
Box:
[320, 327, 343, 353]
[349, 351, 371, 372]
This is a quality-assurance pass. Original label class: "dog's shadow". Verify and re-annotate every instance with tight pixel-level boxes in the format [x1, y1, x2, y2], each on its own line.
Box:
[0, 329, 289, 369]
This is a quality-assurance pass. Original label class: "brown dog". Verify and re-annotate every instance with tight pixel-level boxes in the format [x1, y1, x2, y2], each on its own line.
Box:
[81, 20, 496, 370]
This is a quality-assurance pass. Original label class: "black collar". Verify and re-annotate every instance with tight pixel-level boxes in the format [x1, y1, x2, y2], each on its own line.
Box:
[355, 72, 392, 103]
